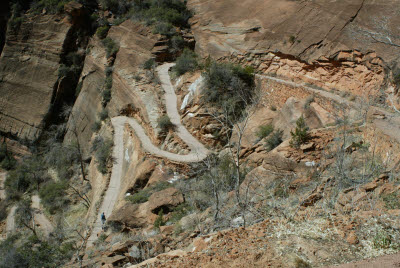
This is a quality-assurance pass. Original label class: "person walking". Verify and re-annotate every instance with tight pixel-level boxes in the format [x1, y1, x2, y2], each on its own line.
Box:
[101, 212, 106, 230]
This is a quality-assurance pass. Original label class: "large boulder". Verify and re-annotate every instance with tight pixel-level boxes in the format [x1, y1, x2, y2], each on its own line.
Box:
[109, 187, 184, 228]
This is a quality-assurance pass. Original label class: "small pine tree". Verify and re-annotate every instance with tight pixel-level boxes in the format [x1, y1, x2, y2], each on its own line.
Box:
[154, 209, 165, 229]
[290, 115, 310, 148]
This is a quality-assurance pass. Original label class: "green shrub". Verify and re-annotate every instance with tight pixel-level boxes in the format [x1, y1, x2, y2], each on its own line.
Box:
[39, 181, 68, 214]
[99, 109, 109, 121]
[96, 25, 109, 39]
[126, 189, 151, 204]
[91, 137, 113, 174]
[143, 58, 156, 70]
[31, 0, 70, 14]
[290, 115, 310, 148]
[170, 35, 184, 52]
[105, 66, 113, 77]
[154, 209, 166, 229]
[158, 115, 174, 133]
[256, 124, 273, 140]
[373, 231, 393, 249]
[1, 156, 17, 170]
[270, 105, 277, 111]
[168, 203, 191, 223]
[102, 88, 111, 103]
[173, 48, 198, 75]
[150, 181, 171, 192]
[127, 0, 192, 29]
[265, 129, 283, 151]
[126, 181, 171, 204]
[92, 121, 101, 132]
[203, 62, 255, 123]
[105, 76, 113, 89]
[382, 192, 400, 209]
[0, 200, 8, 221]
[101, 37, 119, 58]
[153, 22, 176, 36]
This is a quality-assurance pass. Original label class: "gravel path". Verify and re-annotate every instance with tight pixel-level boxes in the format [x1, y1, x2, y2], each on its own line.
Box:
[87, 63, 209, 247]
[31, 195, 54, 237]
[0, 172, 6, 200]
[1, 172, 16, 238]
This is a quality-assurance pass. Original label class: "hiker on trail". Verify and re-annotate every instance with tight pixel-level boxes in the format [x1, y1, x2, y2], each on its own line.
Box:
[101, 212, 106, 230]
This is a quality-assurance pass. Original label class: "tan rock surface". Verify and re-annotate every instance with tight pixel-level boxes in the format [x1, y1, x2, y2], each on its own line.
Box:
[188, 0, 400, 96]
[0, 14, 72, 141]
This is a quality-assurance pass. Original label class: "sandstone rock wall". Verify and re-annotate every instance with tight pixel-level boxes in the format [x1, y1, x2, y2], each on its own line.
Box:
[0, 14, 73, 141]
[63, 37, 107, 155]
[188, 0, 400, 96]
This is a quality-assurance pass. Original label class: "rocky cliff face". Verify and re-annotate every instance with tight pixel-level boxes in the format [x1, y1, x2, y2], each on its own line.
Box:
[188, 0, 400, 98]
[0, 1, 9, 56]
[0, 3, 89, 144]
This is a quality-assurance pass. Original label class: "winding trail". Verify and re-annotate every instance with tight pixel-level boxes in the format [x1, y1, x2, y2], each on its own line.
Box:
[31, 195, 53, 237]
[87, 63, 209, 246]
[1, 172, 16, 237]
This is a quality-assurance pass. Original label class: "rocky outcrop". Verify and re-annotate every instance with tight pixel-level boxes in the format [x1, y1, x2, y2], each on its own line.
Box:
[188, 0, 400, 96]
[107, 20, 163, 123]
[109, 187, 184, 229]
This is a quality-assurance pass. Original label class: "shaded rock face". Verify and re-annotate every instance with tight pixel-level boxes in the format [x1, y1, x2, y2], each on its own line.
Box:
[0, 4, 89, 143]
[63, 36, 107, 155]
[0, 1, 9, 56]
[188, 0, 400, 95]
[0, 14, 72, 141]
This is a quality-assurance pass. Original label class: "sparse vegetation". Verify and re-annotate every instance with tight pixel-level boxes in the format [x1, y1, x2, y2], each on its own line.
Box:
[382, 192, 400, 209]
[153, 209, 166, 228]
[202, 62, 255, 124]
[99, 108, 109, 121]
[126, 181, 171, 204]
[91, 136, 113, 174]
[96, 25, 110, 39]
[0, 143, 16, 170]
[126, 190, 151, 204]
[102, 37, 120, 58]
[256, 124, 274, 140]
[290, 115, 310, 148]
[158, 115, 174, 133]
[143, 58, 156, 70]
[265, 129, 283, 151]
[39, 181, 68, 214]
[172, 48, 198, 75]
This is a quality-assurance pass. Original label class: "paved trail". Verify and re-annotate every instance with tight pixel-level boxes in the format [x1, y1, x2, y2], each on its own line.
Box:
[31, 195, 54, 237]
[87, 63, 209, 246]
[1, 172, 16, 237]
[0, 172, 6, 200]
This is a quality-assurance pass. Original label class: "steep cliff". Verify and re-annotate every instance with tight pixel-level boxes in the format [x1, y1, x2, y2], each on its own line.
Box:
[0, 3, 89, 143]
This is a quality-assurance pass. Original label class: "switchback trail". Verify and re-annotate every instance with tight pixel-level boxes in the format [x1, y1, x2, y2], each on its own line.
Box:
[87, 63, 209, 246]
